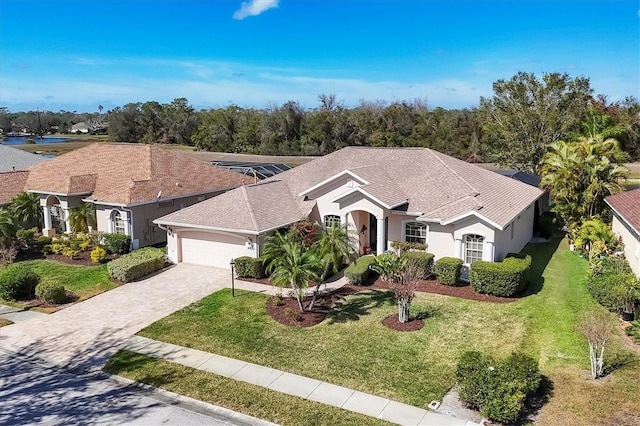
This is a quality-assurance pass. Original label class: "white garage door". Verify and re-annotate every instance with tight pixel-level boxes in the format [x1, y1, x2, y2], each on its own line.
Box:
[180, 232, 249, 269]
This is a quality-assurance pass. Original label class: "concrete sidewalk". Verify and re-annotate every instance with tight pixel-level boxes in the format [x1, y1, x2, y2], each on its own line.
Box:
[0, 304, 48, 323]
[123, 335, 480, 426]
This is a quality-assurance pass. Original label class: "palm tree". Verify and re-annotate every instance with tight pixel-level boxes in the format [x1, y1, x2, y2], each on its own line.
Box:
[265, 233, 322, 312]
[540, 135, 628, 228]
[69, 203, 97, 233]
[307, 223, 357, 310]
[0, 208, 17, 245]
[9, 192, 42, 229]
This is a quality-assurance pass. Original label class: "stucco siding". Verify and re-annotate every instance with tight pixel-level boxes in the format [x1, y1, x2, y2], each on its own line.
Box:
[427, 223, 456, 260]
[612, 215, 640, 277]
[493, 203, 535, 260]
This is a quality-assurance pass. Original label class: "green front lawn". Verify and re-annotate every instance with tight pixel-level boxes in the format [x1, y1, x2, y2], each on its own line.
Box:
[1, 260, 116, 311]
[116, 238, 639, 424]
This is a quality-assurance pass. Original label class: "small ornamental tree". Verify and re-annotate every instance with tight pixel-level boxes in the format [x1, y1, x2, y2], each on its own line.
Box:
[393, 261, 419, 323]
[578, 310, 615, 379]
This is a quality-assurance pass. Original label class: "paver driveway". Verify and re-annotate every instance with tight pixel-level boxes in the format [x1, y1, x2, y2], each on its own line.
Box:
[0, 263, 228, 372]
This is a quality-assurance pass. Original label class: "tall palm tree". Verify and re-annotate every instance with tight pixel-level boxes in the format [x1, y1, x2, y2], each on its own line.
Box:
[9, 192, 42, 229]
[268, 242, 322, 312]
[540, 135, 628, 228]
[69, 203, 97, 233]
[307, 224, 357, 310]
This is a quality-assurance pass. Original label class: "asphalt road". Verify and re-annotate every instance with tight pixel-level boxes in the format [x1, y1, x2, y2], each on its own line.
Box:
[0, 350, 256, 426]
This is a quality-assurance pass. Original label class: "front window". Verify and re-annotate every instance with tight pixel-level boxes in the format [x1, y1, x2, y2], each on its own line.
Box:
[464, 234, 484, 264]
[111, 210, 126, 235]
[405, 222, 427, 245]
[324, 214, 341, 229]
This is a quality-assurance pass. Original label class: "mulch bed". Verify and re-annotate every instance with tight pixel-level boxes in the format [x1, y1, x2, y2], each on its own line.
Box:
[263, 274, 520, 328]
[44, 251, 119, 267]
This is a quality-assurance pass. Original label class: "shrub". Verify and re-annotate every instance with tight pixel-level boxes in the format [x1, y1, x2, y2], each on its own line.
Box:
[234, 256, 265, 278]
[625, 321, 640, 344]
[434, 257, 463, 285]
[344, 255, 377, 285]
[62, 246, 80, 259]
[402, 251, 434, 279]
[456, 351, 541, 424]
[371, 253, 406, 283]
[16, 228, 37, 250]
[37, 236, 52, 253]
[35, 278, 66, 304]
[536, 214, 555, 239]
[51, 242, 66, 255]
[587, 257, 634, 311]
[102, 233, 131, 255]
[90, 246, 107, 263]
[107, 247, 165, 283]
[469, 255, 532, 297]
[284, 307, 302, 322]
[0, 265, 40, 301]
[390, 241, 427, 254]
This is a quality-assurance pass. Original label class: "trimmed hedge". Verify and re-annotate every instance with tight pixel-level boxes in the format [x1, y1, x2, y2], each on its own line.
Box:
[107, 247, 166, 283]
[434, 257, 463, 286]
[469, 255, 532, 297]
[344, 255, 377, 285]
[402, 251, 434, 279]
[456, 351, 541, 424]
[102, 233, 131, 255]
[234, 256, 265, 279]
[0, 265, 40, 301]
[35, 278, 67, 304]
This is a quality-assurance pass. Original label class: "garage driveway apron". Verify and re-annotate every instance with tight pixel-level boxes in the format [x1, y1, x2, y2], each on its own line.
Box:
[0, 263, 229, 372]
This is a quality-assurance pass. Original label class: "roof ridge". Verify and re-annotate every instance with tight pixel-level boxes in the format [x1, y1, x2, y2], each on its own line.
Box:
[427, 149, 480, 196]
[242, 185, 260, 231]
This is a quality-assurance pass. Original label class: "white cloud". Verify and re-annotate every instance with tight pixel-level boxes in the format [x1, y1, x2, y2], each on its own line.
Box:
[233, 0, 278, 20]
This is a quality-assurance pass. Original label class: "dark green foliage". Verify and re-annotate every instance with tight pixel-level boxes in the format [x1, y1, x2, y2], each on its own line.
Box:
[107, 247, 165, 283]
[434, 257, 462, 285]
[625, 321, 640, 344]
[0, 265, 40, 301]
[370, 253, 406, 283]
[36, 236, 52, 253]
[344, 256, 377, 285]
[587, 257, 633, 311]
[234, 256, 265, 279]
[455, 351, 541, 424]
[35, 278, 67, 304]
[536, 214, 555, 239]
[469, 255, 532, 297]
[401, 251, 434, 279]
[102, 233, 131, 254]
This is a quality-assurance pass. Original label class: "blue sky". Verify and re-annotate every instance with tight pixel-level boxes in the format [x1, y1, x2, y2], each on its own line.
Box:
[0, 0, 638, 112]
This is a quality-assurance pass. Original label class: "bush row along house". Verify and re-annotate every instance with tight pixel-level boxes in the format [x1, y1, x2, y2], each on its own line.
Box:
[606, 189, 640, 277]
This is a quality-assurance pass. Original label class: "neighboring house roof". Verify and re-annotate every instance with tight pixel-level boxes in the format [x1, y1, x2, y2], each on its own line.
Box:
[156, 147, 543, 233]
[24, 143, 254, 205]
[605, 188, 640, 235]
[0, 144, 48, 172]
[493, 169, 541, 187]
[0, 170, 29, 206]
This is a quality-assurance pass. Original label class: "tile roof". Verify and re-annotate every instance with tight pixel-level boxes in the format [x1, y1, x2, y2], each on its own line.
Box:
[0, 145, 48, 172]
[606, 188, 640, 234]
[24, 143, 253, 205]
[157, 147, 543, 232]
[157, 180, 313, 233]
[0, 170, 29, 206]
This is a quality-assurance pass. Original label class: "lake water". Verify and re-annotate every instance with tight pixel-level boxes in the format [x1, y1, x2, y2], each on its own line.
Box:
[2, 136, 70, 145]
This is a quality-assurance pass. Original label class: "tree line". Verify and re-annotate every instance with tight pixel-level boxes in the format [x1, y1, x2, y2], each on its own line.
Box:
[3, 72, 639, 171]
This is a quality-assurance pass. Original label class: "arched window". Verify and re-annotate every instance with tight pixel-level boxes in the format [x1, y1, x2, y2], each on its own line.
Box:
[464, 234, 484, 264]
[111, 210, 126, 235]
[405, 222, 427, 245]
[324, 214, 341, 229]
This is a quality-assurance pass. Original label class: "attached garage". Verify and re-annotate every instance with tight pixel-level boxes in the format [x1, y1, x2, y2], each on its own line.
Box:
[171, 231, 257, 269]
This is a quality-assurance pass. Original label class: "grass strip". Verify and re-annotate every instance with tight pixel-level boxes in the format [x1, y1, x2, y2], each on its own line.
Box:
[104, 350, 394, 426]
